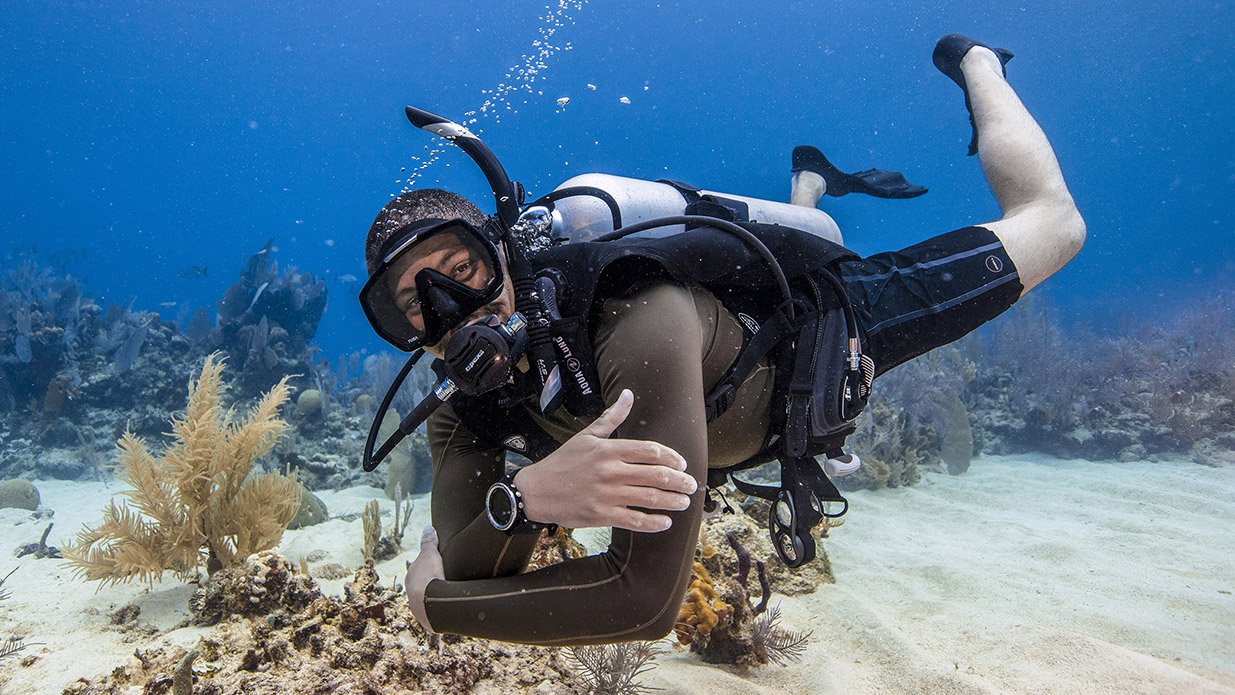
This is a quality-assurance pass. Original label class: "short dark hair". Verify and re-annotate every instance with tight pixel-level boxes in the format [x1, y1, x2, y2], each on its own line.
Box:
[365, 189, 486, 274]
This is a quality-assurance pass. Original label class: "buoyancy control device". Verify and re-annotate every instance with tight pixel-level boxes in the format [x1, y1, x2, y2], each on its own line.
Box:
[360, 106, 919, 567]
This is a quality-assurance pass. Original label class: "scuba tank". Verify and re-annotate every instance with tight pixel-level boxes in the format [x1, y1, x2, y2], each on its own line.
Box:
[541, 173, 845, 245]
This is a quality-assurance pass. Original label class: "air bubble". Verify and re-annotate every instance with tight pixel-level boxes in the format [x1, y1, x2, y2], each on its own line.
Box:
[400, 1, 588, 191]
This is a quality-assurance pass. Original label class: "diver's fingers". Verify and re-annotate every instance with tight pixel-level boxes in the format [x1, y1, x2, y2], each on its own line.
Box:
[607, 507, 673, 533]
[614, 485, 692, 513]
[580, 389, 634, 439]
[615, 463, 697, 495]
[609, 438, 688, 471]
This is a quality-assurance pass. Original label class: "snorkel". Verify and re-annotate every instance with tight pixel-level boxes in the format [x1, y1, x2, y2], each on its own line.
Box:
[361, 107, 559, 473]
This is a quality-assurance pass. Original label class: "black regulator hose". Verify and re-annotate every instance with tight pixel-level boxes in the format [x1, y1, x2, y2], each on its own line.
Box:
[361, 349, 424, 472]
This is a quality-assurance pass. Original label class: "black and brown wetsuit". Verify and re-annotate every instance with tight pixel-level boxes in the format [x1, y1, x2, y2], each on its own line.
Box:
[423, 226, 1023, 646]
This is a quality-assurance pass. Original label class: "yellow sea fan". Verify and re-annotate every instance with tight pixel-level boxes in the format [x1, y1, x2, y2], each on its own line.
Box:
[62, 353, 301, 584]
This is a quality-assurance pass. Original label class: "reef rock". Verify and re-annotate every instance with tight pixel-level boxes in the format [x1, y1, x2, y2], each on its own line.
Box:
[296, 388, 323, 418]
[288, 489, 329, 529]
[190, 552, 321, 627]
[0, 478, 40, 510]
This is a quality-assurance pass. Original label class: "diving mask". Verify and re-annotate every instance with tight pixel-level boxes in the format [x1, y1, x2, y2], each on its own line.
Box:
[360, 217, 505, 351]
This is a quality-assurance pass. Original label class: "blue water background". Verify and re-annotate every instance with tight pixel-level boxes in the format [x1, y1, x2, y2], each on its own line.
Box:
[2, 0, 1232, 359]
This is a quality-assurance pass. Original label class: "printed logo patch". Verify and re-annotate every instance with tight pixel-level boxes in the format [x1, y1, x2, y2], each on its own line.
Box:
[985, 255, 1004, 273]
[503, 436, 527, 452]
[737, 312, 761, 334]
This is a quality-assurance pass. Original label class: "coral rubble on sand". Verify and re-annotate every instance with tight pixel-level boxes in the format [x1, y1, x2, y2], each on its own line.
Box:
[62, 553, 578, 695]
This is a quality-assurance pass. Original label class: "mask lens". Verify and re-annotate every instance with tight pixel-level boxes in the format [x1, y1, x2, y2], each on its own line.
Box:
[360, 220, 503, 351]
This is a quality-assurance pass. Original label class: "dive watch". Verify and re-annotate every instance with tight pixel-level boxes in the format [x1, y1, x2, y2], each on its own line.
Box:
[485, 470, 556, 534]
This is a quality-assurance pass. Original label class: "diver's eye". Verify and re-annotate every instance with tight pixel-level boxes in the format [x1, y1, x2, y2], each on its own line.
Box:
[401, 295, 422, 316]
[451, 259, 475, 280]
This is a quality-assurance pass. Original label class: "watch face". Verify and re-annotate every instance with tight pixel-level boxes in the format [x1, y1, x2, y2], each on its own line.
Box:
[487, 484, 517, 530]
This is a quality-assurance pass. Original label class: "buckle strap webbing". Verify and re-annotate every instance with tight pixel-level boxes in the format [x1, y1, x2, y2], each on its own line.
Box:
[704, 300, 801, 423]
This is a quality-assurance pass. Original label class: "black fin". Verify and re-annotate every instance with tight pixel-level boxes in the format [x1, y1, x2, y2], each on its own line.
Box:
[792, 145, 927, 199]
[845, 169, 928, 199]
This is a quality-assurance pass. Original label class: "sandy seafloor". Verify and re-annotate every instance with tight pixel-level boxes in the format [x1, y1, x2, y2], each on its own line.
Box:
[1, 454, 1232, 694]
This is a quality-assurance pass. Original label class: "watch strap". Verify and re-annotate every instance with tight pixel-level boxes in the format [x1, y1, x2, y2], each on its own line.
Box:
[486, 469, 557, 535]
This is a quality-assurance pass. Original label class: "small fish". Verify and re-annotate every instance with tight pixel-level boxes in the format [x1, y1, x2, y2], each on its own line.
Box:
[244, 281, 270, 315]
[555, 96, 570, 108]
[586, 83, 597, 91]
[325, 239, 335, 247]
[158, 301, 178, 308]
[337, 273, 359, 284]
[619, 96, 631, 105]
[177, 265, 209, 279]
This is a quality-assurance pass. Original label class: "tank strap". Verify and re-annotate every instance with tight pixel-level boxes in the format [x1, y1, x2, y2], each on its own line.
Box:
[656, 179, 703, 205]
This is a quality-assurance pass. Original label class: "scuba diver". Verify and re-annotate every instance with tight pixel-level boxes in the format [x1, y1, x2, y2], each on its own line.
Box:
[359, 35, 1085, 645]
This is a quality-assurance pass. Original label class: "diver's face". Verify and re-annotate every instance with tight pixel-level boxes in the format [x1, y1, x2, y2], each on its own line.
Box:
[385, 231, 513, 358]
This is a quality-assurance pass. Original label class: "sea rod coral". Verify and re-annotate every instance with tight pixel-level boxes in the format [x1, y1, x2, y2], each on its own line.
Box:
[62, 354, 302, 583]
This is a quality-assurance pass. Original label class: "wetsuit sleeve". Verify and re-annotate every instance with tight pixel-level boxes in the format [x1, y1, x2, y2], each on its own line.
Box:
[423, 282, 709, 646]
[426, 404, 543, 582]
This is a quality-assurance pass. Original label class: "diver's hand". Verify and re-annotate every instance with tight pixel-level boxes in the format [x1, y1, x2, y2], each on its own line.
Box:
[405, 526, 445, 635]
[514, 389, 698, 533]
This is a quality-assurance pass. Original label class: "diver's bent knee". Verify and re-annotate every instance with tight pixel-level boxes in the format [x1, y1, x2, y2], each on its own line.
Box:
[986, 201, 1085, 294]
[1042, 203, 1086, 266]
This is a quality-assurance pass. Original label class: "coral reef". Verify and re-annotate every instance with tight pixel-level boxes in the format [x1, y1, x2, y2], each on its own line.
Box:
[673, 562, 730, 647]
[700, 494, 835, 593]
[968, 293, 1235, 464]
[189, 552, 320, 627]
[62, 355, 302, 583]
[674, 530, 813, 670]
[526, 527, 588, 572]
[296, 389, 323, 418]
[0, 478, 39, 510]
[374, 406, 432, 499]
[212, 239, 328, 401]
[842, 397, 932, 490]
[0, 246, 362, 487]
[674, 513, 817, 670]
[566, 641, 662, 695]
[67, 553, 581, 695]
[875, 342, 978, 475]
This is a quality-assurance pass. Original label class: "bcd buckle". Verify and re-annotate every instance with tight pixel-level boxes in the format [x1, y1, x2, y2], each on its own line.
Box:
[766, 456, 848, 568]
